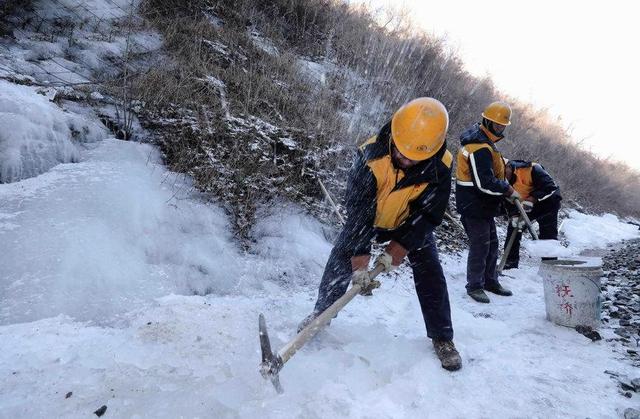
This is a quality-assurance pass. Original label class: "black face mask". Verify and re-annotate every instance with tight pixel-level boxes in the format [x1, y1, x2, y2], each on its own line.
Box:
[483, 118, 507, 139]
[482, 118, 500, 136]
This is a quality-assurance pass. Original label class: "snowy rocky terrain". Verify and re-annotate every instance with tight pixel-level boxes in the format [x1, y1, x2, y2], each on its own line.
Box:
[601, 240, 640, 370]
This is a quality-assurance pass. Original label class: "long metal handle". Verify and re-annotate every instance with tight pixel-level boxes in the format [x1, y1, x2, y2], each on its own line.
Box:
[278, 264, 385, 365]
[444, 210, 465, 232]
[497, 219, 523, 274]
[514, 200, 538, 240]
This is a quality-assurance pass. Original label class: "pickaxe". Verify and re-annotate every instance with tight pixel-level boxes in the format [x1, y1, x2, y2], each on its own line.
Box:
[258, 264, 385, 393]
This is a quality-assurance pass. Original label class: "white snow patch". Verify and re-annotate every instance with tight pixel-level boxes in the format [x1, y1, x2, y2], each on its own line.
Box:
[297, 58, 331, 85]
[203, 39, 230, 56]
[279, 136, 298, 149]
[202, 75, 230, 118]
[250, 30, 279, 55]
[250, 205, 333, 287]
[562, 210, 640, 252]
[204, 11, 224, 29]
[0, 139, 246, 325]
[523, 239, 574, 258]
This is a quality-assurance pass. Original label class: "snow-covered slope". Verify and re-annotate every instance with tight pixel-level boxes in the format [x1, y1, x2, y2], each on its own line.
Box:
[0, 80, 106, 182]
[0, 138, 333, 326]
[1, 137, 639, 418]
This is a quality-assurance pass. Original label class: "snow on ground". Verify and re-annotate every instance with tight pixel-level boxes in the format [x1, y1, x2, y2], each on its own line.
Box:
[523, 239, 574, 258]
[1, 138, 640, 418]
[562, 209, 640, 253]
[516, 209, 639, 262]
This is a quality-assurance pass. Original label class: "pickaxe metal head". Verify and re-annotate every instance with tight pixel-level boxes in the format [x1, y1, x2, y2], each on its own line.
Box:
[259, 313, 284, 394]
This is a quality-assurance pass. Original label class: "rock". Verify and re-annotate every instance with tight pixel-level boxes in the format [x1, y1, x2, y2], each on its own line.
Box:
[599, 239, 640, 379]
[575, 325, 602, 341]
[94, 405, 107, 417]
[632, 378, 640, 391]
[615, 329, 631, 338]
[624, 408, 640, 419]
[65, 391, 72, 399]
[620, 381, 636, 392]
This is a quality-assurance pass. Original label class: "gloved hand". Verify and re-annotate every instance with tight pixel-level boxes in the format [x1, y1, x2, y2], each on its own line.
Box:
[504, 186, 521, 204]
[351, 254, 379, 295]
[351, 269, 380, 296]
[375, 241, 408, 273]
[510, 216, 526, 229]
[521, 200, 534, 212]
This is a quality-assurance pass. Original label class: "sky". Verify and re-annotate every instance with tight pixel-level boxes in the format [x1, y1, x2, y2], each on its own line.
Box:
[357, 0, 640, 170]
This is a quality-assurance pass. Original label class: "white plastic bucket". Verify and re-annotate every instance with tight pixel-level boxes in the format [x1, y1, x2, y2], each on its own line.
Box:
[538, 257, 603, 328]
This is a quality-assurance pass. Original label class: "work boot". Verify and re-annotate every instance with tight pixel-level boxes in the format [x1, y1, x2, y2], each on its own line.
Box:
[432, 339, 462, 371]
[467, 289, 490, 303]
[484, 282, 513, 296]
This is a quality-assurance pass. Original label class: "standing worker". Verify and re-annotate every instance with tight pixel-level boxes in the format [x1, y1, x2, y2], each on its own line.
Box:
[503, 159, 562, 269]
[299, 97, 462, 371]
[455, 102, 520, 303]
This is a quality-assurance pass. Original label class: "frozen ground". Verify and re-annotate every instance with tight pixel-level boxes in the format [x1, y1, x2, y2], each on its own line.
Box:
[1, 139, 639, 418]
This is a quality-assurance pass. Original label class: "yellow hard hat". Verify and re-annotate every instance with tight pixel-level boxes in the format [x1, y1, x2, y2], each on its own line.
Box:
[391, 97, 449, 161]
[482, 101, 512, 126]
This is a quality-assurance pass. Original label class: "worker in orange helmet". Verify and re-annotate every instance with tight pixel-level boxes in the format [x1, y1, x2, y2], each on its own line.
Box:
[299, 97, 462, 371]
[455, 102, 519, 303]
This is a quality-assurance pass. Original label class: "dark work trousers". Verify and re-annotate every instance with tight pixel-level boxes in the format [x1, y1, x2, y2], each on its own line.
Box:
[313, 231, 454, 341]
[461, 216, 500, 291]
[505, 198, 561, 267]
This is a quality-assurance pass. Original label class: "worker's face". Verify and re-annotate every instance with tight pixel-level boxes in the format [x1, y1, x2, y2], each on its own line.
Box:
[491, 121, 507, 136]
[391, 144, 420, 170]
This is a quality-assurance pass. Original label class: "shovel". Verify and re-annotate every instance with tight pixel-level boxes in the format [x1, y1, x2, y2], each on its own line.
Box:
[258, 264, 385, 394]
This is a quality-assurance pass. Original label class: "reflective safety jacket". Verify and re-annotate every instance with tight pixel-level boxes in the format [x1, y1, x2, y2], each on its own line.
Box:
[341, 122, 453, 256]
[455, 123, 510, 217]
[507, 160, 561, 202]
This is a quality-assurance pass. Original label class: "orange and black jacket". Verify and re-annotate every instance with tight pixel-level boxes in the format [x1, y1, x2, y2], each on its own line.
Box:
[455, 123, 510, 218]
[507, 159, 561, 204]
[342, 122, 453, 256]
